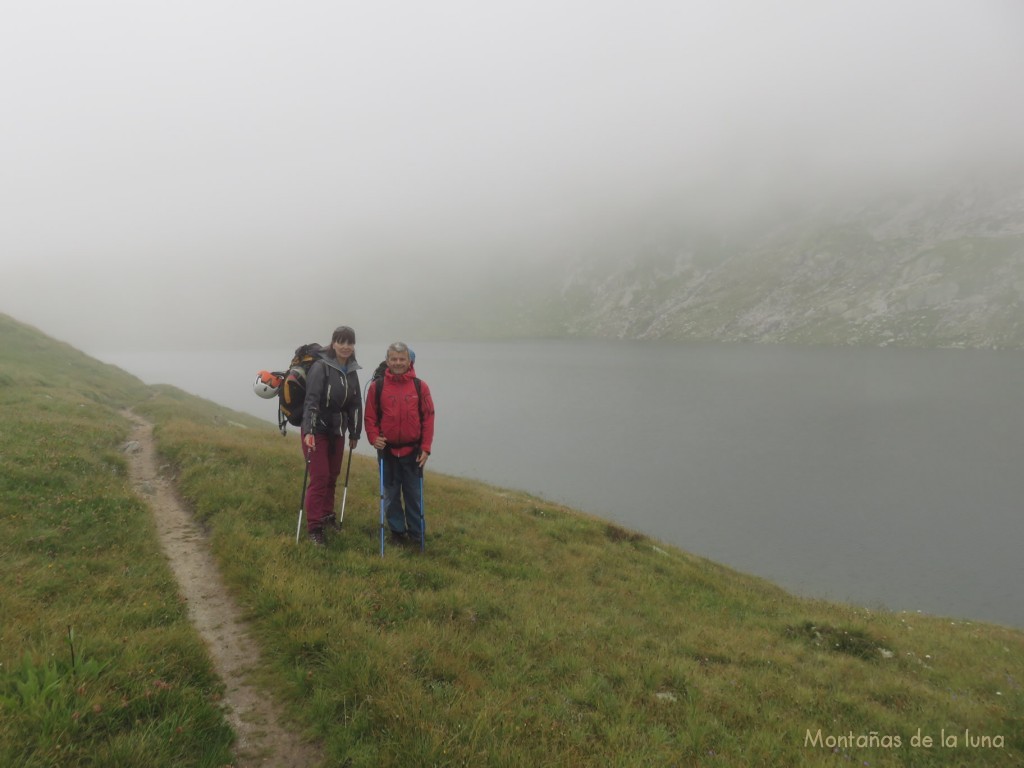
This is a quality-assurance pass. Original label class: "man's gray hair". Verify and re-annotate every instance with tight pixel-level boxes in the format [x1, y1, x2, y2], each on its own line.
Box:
[387, 342, 409, 356]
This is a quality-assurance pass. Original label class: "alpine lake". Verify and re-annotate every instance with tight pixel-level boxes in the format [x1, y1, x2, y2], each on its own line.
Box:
[94, 339, 1024, 629]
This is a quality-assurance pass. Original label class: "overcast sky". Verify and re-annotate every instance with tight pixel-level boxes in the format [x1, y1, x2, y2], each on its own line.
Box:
[3, 1, 1023, 351]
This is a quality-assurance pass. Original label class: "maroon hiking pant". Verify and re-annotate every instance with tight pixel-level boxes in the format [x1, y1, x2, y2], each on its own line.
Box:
[301, 433, 344, 533]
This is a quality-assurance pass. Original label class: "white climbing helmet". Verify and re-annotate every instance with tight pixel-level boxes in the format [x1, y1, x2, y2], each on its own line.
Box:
[253, 370, 283, 399]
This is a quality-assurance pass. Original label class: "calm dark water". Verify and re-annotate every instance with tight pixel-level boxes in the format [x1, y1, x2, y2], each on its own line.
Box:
[96, 340, 1024, 628]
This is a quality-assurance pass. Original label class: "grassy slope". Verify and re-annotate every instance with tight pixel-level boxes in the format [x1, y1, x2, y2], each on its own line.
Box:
[0, 314, 238, 767]
[2, 313, 1022, 767]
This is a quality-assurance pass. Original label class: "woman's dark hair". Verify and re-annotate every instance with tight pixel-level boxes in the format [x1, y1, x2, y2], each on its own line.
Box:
[328, 325, 357, 362]
[331, 325, 356, 345]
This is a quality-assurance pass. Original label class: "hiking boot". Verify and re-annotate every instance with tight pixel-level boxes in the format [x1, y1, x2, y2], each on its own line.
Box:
[324, 513, 341, 531]
[389, 530, 408, 544]
[308, 529, 327, 547]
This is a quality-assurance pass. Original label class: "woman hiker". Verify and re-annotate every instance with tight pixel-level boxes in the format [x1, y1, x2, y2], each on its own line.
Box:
[301, 325, 362, 545]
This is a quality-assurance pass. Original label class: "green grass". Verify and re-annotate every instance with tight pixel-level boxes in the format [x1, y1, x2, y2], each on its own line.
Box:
[0, 314, 234, 768]
[2, 312, 1023, 766]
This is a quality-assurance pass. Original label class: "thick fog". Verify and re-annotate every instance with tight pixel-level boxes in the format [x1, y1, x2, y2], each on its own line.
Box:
[2, 1, 1023, 352]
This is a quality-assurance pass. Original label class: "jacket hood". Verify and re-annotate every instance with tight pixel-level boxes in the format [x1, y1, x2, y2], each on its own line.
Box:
[320, 351, 362, 372]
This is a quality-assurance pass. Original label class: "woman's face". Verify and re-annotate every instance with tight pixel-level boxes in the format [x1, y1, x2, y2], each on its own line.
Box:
[333, 338, 354, 361]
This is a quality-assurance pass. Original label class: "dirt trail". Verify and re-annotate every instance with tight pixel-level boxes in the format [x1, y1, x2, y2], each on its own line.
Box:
[123, 411, 324, 768]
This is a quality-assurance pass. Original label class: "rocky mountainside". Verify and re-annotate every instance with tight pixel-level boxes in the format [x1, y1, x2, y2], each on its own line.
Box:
[511, 174, 1024, 349]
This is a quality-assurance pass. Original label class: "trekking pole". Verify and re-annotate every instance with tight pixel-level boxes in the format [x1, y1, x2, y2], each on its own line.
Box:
[295, 457, 311, 545]
[418, 465, 426, 552]
[338, 447, 354, 525]
[378, 454, 386, 558]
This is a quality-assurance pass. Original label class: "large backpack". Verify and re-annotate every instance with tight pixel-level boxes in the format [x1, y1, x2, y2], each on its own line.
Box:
[276, 343, 324, 435]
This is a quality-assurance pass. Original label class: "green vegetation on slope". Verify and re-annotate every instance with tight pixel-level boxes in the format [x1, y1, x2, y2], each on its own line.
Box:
[0, 314, 235, 767]
[2, 312, 1023, 766]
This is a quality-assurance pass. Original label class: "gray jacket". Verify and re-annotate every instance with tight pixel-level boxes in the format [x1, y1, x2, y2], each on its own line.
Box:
[301, 355, 363, 438]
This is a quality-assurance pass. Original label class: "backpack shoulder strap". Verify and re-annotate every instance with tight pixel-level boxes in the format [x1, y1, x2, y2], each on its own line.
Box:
[373, 375, 383, 426]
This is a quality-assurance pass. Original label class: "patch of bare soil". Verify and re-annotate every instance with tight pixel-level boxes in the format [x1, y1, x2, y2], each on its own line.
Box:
[123, 411, 324, 768]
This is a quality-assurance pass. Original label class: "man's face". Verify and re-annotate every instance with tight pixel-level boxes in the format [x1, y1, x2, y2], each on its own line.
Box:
[387, 350, 410, 376]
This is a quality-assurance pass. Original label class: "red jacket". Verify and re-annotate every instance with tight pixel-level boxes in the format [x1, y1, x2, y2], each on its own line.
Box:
[364, 368, 435, 458]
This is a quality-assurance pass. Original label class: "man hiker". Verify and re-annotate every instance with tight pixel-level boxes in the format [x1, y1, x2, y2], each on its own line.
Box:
[364, 342, 435, 545]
